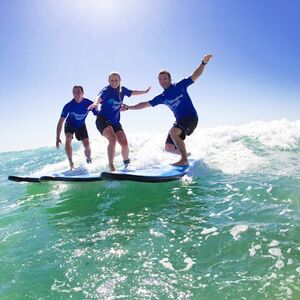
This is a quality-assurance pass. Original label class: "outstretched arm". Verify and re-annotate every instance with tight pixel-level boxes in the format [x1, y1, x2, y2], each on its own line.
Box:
[123, 101, 152, 111]
[56, 117, 65, 149]
[131, 86, 151, 96]
[191, 54, 213, 82]
[88, 96, 102, 111]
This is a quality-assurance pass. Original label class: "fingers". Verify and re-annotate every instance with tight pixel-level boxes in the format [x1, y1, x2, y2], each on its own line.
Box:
[203, 54, 213, 63]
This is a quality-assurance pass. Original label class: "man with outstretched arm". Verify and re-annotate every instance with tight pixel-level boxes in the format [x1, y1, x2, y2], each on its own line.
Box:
[56, 85, 97, 170]
[124, 54, 213, 166]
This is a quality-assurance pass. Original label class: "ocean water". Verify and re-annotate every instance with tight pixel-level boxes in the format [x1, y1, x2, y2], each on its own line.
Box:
[1, 119, 300, 299]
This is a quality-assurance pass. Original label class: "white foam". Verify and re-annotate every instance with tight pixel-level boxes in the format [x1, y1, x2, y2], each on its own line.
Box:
[230, 224, 248, 240]
[201, 227, 218, 235]
[28, 119, 300, 176]
[180, 257, 195, 271]
[149, 229, 164, 237]
[269, 240, 280, 247]
[159, 258, 175, 271]
[249, 244, 261, 256]
[268, 248, 282, 257]
[275, 260, 284, 269]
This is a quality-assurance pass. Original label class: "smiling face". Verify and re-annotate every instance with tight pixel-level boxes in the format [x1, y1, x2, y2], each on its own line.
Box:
[108, 73, 121, 89]
[158, 71, 172, 90]
[72, 86, 84, 102]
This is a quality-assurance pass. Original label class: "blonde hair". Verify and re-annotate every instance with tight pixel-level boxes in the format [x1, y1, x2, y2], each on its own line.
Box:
[108, 72, 122, 97]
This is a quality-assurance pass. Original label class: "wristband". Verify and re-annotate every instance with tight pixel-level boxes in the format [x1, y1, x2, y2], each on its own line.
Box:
[201, 60, 207, 65]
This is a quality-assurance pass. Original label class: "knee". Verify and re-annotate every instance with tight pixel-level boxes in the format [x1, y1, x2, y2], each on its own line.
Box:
[108, 136, 117, 146]
[119, 138, 128, 148]
[82, 139, 90, 147]
[169, 127, 181, 139]
[165, 143, 175, 152]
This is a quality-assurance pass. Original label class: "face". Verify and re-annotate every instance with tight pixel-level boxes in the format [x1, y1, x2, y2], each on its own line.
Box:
[109, 74, 121, 89]
[158, 73, 171, 89]
[73, 88, 84, 101]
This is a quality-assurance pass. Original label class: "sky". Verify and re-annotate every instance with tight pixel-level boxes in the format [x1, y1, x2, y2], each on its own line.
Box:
[0, 0, 299, 152]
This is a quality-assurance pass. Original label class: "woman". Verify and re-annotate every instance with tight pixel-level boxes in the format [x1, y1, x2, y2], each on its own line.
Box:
[89, 72, 150, 171]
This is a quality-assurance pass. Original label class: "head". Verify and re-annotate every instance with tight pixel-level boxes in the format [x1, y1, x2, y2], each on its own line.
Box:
[72, 85, 84, 101]
[108, 72, 121, 90]
[158, 70, 172, 89]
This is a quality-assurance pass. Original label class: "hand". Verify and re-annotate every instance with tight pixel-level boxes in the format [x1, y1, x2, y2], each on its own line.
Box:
[88, 103, 98, 110]
[202, 54, 213, 64]
[56, 137, 62, 149]
[121, 104, 129, 111]
[145, 86, 151, 93]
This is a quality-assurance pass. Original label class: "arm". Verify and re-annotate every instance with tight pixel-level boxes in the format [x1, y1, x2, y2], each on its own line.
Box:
[88, 96, 102, 110]
[125, 101, 152, 110]
[131, 86, 151, 96]
[191, 54, 213, 82]
[56, 117, 65, 149]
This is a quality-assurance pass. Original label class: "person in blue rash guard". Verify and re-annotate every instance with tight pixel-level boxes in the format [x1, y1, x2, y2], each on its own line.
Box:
[124, 54, 213, 167]
[56, 85, 98, 170]
[88, 72, 151, 171]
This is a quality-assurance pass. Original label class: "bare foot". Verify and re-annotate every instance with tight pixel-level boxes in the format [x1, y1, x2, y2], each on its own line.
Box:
[172, 160, 189, 167]
[109, 164, 116, 172]
[70, 163, 76, 170]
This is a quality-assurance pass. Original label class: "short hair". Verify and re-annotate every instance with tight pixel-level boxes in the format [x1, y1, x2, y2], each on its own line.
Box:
[158, 70, 171, 78]
[73, 85, 84, 93]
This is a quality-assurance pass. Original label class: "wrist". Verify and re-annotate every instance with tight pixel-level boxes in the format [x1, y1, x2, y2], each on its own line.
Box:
[201, 60, 207, 65]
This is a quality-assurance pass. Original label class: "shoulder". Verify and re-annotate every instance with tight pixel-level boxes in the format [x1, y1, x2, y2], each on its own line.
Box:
[149, 93, 164, 106]
[98, 85, 111, 96]
[122, 86, 132, 96]
[63, 99, 74, 108]
[83, 98, 93, 105]
[176, 77, 194, 88]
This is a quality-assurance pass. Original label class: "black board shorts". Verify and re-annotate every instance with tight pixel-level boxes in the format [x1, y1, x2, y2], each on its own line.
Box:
[64, 123, 89, 141]
[165, 115, 198, 145]
[96, 115, 123, 135]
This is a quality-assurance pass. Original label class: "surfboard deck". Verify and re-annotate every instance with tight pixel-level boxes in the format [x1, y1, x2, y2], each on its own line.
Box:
[8, 168, 102, 183]
[101, 164, 190, 182]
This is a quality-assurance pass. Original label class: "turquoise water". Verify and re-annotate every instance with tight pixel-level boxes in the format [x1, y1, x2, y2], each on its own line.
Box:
[1, 120, 300, 299]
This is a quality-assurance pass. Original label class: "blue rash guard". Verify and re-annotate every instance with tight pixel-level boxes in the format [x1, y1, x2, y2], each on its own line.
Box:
[61, 98, 97, 129]
[97, 85, 132, 125]
[149, 77, 197, 121]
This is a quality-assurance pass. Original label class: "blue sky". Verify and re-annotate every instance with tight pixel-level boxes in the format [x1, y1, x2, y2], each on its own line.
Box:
[1, 0, 299, 151]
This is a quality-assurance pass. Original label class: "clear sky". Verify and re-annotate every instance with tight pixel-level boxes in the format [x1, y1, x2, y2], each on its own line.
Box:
[1, 0, 299, 152]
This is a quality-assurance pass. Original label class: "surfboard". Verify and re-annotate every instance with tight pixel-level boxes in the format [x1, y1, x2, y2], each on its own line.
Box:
[8, 167, 102, 183]
[101, 164, 190, 182]
[8, 175, 41, 183]
[8, 162, 193, 183]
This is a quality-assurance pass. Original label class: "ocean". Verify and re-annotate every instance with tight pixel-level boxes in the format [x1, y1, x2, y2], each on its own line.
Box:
[1, 119, 300, 299]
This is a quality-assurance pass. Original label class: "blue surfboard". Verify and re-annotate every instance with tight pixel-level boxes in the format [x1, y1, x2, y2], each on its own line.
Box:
[101, 164, 190, 182]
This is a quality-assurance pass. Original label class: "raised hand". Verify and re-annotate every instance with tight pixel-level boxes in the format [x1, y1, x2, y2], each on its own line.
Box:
[202, 54, 213, 64]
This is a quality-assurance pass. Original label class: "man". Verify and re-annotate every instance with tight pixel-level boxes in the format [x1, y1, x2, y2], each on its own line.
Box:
[56, 85, 97, 169]
[124, 54, 213, 166]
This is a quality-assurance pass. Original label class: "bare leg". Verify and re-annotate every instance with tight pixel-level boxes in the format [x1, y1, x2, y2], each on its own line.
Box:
[115, 130, 129, 162]
[165, 143, 180, 155]
[103, 126, 117, 171]
[65, 133, 75, 169]
[81, 138, 92, 162]
[165, 143, 191, 156]
[169, 127, 189, 166]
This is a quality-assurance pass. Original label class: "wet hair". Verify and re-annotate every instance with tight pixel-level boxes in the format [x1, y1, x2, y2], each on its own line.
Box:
[158, 70, 171, 79]
[72, 85, 84, 93]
